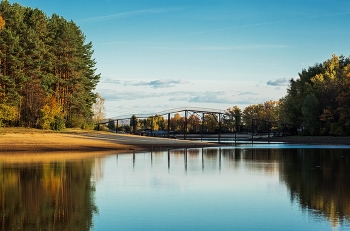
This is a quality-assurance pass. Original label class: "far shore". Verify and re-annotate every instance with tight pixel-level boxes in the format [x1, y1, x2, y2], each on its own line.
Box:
[0, 128, 349, 158]
[258, 135, 350, 145]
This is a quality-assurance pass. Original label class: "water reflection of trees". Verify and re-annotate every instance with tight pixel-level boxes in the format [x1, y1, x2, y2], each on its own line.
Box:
[0, 160, 97, 230]
[280, 149, 350, 226]
[198, 147, 350, 225]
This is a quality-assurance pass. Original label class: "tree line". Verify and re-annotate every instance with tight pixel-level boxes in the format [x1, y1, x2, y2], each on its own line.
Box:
[114, 54, 350, 136]
[107, 101, 280, 134]
[0, 1, 100, 129]
[280, 54, 350, 136]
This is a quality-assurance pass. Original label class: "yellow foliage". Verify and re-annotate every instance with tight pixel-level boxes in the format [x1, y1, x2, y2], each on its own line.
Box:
[42, 163, 64, 197]
[311, 73, 324, 84]
[344, 64, 350, 78]
[40, 96, 63, 129]
[0, 15, 5, 30]
[0, 104, 18, 121]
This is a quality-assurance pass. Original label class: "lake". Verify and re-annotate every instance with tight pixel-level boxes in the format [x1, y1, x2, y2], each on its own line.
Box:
[1, 146, 350, 230]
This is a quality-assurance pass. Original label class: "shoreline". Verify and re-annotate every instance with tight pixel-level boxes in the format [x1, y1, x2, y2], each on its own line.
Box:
[258, 135, 350, 145]
[0, 128, 220, 155]
[1, 128, 349, 157]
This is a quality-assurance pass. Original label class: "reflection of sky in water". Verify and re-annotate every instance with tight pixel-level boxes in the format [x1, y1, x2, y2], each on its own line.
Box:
[92, 148, 350, 231]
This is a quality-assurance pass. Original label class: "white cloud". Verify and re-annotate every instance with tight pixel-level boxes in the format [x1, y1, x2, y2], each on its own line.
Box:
[238, 91, 258, 96]
[267, 78, 289, 86]
[124, 79, 190, 88]
[101, 78, 121, 84]
[99, 90, 161, 101]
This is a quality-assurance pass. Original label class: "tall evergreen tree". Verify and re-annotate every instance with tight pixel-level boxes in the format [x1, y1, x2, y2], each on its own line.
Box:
[0, 0, 100, 128]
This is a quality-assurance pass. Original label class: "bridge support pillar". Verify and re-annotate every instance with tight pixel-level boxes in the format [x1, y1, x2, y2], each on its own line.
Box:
[218, 114, 222, 143]
[201, 113, 205, 142]
[168, 113, 170, 138]
[184, 110, 187, 140]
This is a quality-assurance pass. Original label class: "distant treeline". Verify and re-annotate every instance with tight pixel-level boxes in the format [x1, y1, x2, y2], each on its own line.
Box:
[121, 54, 350, 136]
[0, 0, 100, 129]
[238, 54, 350, 136]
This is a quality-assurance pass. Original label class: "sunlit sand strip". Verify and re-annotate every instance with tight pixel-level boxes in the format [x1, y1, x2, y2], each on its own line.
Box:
[0, 131, 219, 163]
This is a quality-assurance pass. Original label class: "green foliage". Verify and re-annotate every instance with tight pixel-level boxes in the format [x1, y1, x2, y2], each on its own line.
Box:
[204, 114, 218, 132]
[0, 1, 100, 130]
[280, 54, 350, 136]
[50, 115, 65, 131]
[130, 115, 137, 133]
[108, 119, 115, 131]
[301, 94, 320, 135]
[82, 119, 95, 130]
[223, 106, 241, 132]
[66, 114, 86, 129]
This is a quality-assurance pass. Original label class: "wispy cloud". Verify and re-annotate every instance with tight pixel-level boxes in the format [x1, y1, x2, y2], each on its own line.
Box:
[100, 90, 161, 101]
[187, 91, 233, 104]
[267, 78, 289, 86]
[101, 78, 121, 84]
[124, 79, 190, 88]
[123, 81, 149, 87]
[99, 88, 279, 106]
[188, 92, 262, 105]
[78, 7, 183, 22]
[238, 91, 258, 96]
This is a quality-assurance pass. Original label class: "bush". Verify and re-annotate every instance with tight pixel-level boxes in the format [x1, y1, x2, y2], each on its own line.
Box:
[81, 120, 95, 130]
[50, 116, 65, 131]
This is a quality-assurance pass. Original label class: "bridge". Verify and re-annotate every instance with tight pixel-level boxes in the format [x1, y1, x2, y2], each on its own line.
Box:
[96, 107, 285, 143]
[97, 107, 225, 138]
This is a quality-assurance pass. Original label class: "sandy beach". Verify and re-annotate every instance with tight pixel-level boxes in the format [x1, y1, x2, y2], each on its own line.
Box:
[0, 128, 219, 154]
[0, 128, 349, 158]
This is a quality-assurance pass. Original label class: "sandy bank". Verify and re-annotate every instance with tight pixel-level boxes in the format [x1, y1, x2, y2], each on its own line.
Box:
[0, 128, 219, 155]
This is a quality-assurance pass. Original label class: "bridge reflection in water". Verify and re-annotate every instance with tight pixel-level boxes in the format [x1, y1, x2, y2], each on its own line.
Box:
[130, 148, 225, 171]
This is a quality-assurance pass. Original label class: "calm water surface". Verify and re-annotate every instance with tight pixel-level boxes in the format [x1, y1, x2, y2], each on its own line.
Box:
[1, 146, 350, 230]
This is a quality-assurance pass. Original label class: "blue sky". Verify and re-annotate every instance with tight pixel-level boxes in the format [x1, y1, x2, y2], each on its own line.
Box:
[14, 0, 350, 118]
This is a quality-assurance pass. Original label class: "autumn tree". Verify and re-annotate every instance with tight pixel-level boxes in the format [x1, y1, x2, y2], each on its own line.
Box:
[130, 115, 138, 133]
[0, 104, 18, 127]
[40, 95, 65, 130]
[170, 113, 184, 132]
[223, 106, 241, 132]
[203, 114, 218, 133]
[188, 114, 201, 133]
[280, 54, 350, 135]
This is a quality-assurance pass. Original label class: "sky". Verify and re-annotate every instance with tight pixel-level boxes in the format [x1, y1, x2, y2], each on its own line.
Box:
[13, 0, 350, 118]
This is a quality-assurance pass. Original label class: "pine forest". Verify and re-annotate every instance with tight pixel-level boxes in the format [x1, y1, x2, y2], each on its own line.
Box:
[0, 0, 100, 130]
